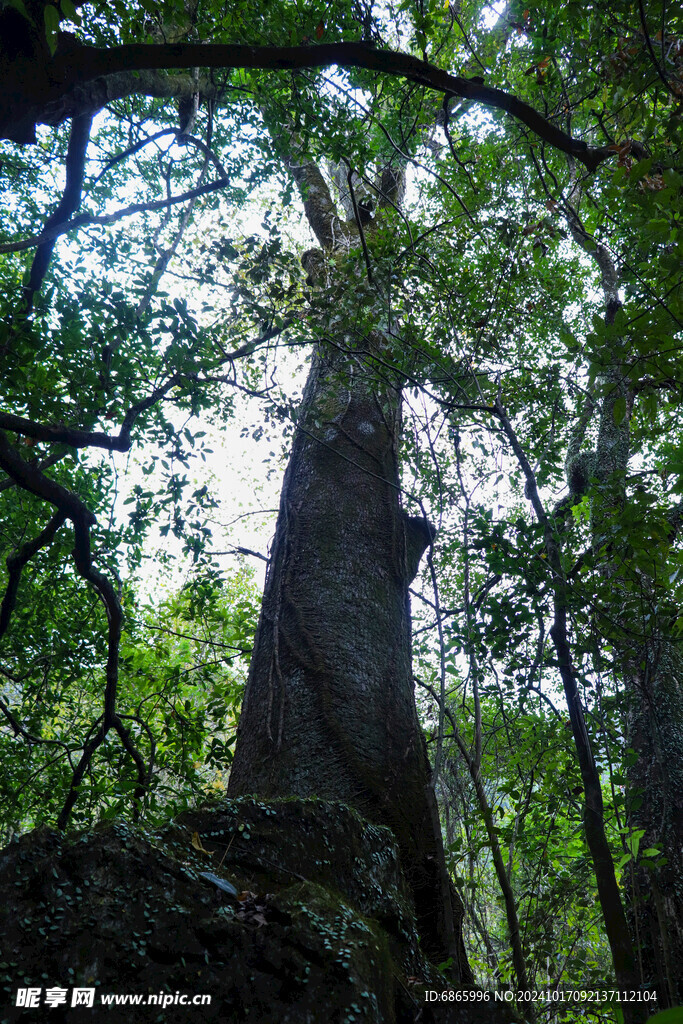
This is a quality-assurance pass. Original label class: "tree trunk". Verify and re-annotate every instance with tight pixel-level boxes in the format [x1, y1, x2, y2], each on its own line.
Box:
[562, 204, 683, 1006]
[228, 318, 470, 974]
[621, 635, 683, 1005]
[591, 375, 683, 1006]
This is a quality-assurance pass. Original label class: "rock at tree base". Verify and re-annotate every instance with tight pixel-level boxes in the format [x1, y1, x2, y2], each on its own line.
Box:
[0, 798, 514, 1022]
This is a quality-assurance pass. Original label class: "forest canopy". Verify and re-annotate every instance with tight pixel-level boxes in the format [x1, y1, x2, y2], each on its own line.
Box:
[0, 0, 682, 1018]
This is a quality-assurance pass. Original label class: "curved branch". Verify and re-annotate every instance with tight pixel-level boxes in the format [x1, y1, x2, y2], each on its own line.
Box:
[0, 330, 285, 453]
[89, 128, 177, 189]
[9, 37, 614, 170]
[22, 112, 92, 311]
[0, 430, 97, 522]
[112, 714, 150, 813]
[56, 717, 108, 829]
[0, 431, 125, 829]
[56, 515, 122, 829]
[0, 510, 66, 641]
[0, 450, 65, 493]
[0, 411, 139, 451]
[0, 693, 71, 757]
[62, 41, 612, 169]
[0, 379, 185, 455]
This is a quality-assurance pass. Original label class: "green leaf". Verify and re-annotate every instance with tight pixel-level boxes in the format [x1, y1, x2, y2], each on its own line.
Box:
[59, 0, 80, 22]
[6, 0, 30, 18]
[644, 1009, 683, 1024]
[43, 3, 60, 53]
[43, 3, 59, 31]
[626, 829, 646, 858]
[613, 396, 626, 425]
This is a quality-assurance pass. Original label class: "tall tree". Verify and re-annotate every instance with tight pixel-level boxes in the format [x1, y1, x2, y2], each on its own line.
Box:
[0, 0, 681, 1014]
[225, 145, 470, 969]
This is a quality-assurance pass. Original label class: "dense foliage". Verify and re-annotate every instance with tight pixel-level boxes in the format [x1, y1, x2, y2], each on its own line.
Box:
[0, 0, 681, 1017]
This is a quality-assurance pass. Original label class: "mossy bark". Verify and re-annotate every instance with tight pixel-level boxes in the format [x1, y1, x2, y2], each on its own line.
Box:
[228, 326, 468, 974]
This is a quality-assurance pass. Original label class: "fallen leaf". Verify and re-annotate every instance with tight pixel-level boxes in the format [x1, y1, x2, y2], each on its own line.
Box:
[198, 871, 238, 896]
[191, 831, 215, 856]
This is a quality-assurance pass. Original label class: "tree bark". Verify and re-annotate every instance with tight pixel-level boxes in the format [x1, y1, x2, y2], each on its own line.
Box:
[624, 639, 683, 1006]
[593, 366, 683, 1009]
[228, 313, 470, 972]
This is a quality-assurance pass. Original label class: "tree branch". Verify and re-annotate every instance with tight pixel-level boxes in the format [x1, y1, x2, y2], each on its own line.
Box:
[0, 371, 187, 452]
[637, 0, 678, 98]
[0, 511, 66, 641]
[22, 112, 92, 310]
[0, 323, 288, 457]
[491, 397, 643, 1012]
[57, 517, 123, 828]
[0, 450, 65, 492]
[42, 69, 227, 130]
[344, 160, 373, 282]
[8, 37, 614, 171]
[282, 149, 345, 251]
[0, 429, 128, 829]
[0, 430, 97, 522]
[0, 178, 230, 256]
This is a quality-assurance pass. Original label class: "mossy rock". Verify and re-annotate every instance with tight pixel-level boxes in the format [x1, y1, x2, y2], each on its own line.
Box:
[0, 798, 514, 1023]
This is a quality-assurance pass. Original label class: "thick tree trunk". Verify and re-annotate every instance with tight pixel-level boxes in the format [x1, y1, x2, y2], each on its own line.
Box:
[228, 325, 470, 973]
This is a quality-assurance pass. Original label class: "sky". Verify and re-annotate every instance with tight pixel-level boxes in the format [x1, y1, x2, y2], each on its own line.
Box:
[104, 190, 315, 602]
